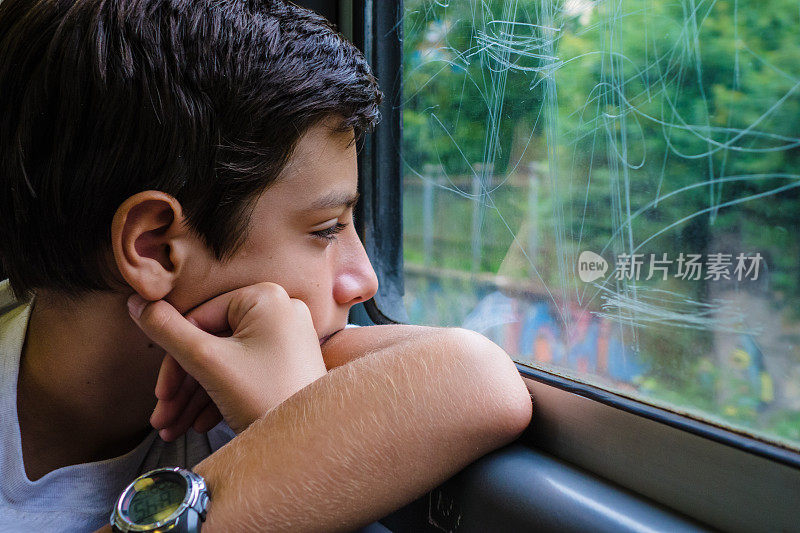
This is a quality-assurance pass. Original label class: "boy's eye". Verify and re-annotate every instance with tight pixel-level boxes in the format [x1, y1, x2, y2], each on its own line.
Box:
[311, 222, 348, 242]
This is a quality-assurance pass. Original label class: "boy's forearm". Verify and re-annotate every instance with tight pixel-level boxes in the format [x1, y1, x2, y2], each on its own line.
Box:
[320, 324, 442, 369]
[194, 327, 532, 532]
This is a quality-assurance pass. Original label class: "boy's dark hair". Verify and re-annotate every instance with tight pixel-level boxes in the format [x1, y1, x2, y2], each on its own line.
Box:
[0, 0, 381, 301]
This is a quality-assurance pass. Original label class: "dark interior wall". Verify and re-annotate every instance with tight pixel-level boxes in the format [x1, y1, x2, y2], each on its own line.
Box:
[294, 0, 338, 26]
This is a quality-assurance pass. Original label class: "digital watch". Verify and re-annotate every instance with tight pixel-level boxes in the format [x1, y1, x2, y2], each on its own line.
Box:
[110, 467, 210, 533]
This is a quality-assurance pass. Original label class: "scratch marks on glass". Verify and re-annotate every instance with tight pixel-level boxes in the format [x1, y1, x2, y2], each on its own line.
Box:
[402, 0, 800, 349]
[594, 284, 760, 335]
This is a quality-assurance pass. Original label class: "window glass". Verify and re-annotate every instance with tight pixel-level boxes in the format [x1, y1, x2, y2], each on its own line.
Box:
[401, 0, 800, 450]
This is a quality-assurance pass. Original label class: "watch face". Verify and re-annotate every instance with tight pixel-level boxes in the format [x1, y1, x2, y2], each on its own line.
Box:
[120, 470, 189, 526]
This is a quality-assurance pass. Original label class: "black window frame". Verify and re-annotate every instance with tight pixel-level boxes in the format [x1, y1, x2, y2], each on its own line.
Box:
[350, 0, 408, 326]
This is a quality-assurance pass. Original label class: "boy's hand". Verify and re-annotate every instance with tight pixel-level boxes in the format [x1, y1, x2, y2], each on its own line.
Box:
[150, 353, 223, 441]
[127, 282, 328, 435]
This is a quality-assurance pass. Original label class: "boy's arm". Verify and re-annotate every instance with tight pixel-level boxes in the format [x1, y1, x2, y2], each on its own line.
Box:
[114, 288, 532, 532]
[195, 326, 532, 532]
[320, 324, 442, 369]
[153, 324, 479, 437]
[94, 327, 530, 533]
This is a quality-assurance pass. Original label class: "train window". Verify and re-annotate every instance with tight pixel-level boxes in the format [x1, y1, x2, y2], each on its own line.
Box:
[343, 1, 799, 530]
[396, 0, 800, 453]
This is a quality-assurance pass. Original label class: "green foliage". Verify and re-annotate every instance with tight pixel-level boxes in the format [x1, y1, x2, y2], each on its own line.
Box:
[402, 0, 800, 448]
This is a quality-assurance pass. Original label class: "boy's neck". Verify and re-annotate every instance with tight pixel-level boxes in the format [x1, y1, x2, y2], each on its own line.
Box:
[16, 289, 165, 480]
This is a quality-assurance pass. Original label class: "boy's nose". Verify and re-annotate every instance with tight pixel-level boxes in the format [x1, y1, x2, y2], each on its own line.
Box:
[333, 236, 379, 306]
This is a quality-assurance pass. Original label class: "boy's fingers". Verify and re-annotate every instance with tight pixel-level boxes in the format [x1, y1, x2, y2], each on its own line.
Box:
[155, 354, 185, 400]
[183, 291, 241, 335]
[160, 387, 212, 442]
[192, 403, 223, 434]
[183, 282, 292, 337]
[151, 373, 198, 429]
[128, 295, 219, 376]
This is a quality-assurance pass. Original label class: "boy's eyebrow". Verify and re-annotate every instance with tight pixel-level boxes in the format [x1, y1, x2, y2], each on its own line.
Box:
[301, 191, 361, 213]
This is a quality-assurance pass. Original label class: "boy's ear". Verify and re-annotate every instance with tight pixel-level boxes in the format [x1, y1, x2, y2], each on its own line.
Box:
[111, 191, 194, 301]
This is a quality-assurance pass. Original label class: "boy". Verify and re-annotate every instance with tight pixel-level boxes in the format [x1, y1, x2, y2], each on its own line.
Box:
[0, 1, 533, 531]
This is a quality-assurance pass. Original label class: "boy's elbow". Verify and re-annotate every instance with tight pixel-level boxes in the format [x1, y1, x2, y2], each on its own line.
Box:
[441, 327, 533, 442]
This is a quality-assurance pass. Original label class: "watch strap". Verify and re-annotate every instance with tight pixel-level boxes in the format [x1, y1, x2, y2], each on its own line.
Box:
[171, 507, 203, 533]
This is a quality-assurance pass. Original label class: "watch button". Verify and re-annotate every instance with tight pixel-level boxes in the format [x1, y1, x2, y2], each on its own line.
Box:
[197, 493, 210, 519]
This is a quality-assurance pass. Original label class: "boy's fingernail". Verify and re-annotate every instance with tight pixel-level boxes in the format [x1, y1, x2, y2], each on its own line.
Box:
[127, 294, 147, 319]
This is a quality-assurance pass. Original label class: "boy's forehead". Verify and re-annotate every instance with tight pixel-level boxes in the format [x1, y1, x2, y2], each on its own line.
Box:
[268, 123, 358, 211]
[288, 121, 356, 167]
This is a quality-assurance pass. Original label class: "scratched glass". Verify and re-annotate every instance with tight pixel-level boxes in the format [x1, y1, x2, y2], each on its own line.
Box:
[401, 0, 800, 450]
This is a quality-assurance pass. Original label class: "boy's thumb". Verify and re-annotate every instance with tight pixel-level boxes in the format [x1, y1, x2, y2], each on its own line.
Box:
[126, 294, 214, 376]
[127, 293, 148, 320]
